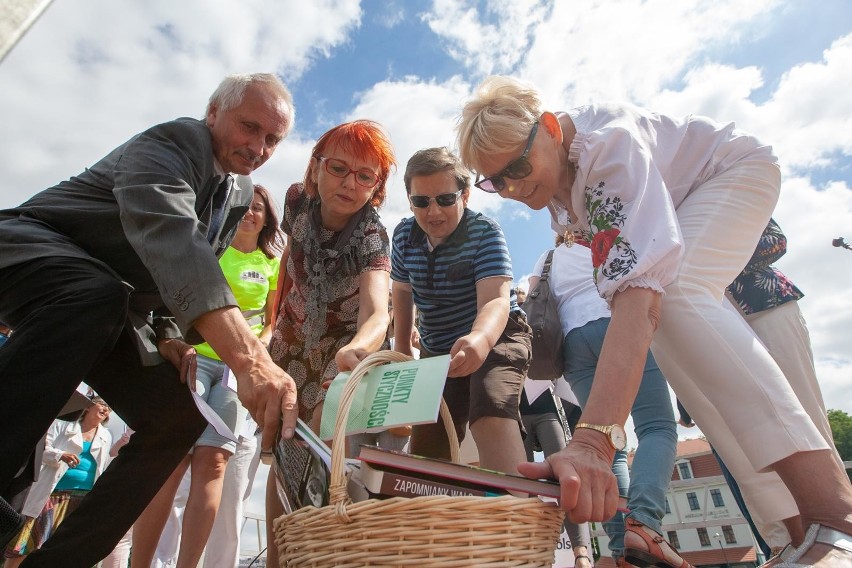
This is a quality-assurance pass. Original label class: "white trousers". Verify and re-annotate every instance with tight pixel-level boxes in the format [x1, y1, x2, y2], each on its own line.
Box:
[650, 160, 830, 526]
[151, 434, 259, 568]
[202, 433, 259, 568]
[736, 300, 843, 548]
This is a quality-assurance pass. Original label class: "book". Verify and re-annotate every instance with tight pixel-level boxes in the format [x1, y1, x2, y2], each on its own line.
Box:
[350, 459, 509, 499]
[357, 445, 562, 499]
[271, 418, 356, 513]
[319, 354, 451, 441]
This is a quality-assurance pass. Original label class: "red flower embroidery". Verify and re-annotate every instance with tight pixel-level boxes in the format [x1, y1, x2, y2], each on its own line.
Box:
[590, 228, 620, 268]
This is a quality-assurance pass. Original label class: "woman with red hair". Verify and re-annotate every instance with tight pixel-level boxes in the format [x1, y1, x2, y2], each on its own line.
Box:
[264, 120, 396, 565]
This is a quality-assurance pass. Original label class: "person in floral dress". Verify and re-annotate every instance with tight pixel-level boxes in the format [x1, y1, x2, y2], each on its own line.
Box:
[268, 120, 395, 428]
[264, 120, 395, 567]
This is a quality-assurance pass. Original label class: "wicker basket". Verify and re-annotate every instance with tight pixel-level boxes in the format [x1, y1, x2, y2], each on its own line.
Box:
[273, 350, 565, 567]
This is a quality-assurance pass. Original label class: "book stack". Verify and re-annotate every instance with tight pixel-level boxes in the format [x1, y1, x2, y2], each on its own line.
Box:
[348, 445, 561, 501]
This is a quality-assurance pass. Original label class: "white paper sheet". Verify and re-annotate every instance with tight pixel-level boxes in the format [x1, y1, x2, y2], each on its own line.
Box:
[190, 388, 238, 443]
[523, 378, 553, 405]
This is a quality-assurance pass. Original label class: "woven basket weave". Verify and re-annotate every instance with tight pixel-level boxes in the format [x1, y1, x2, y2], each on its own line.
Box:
[273, 350, 565, 567]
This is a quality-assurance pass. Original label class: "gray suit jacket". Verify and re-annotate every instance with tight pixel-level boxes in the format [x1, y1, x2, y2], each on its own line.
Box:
[0, 117, 253, 365]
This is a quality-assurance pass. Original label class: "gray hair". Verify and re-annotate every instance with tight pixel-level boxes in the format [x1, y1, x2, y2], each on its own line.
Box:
[456, 75, 542, 172]
[206, 73, 295, 136]
[403, 147, 471, 194]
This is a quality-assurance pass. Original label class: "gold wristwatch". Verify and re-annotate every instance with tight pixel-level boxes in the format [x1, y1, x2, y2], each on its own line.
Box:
[575, 423, 627, 450]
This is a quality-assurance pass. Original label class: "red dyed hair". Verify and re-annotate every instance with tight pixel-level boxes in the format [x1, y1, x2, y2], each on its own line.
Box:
[304, 120, 396, 208]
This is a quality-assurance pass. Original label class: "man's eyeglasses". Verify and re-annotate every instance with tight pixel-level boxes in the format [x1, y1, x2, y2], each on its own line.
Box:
[474, 121, 539, 193]
[408, 190, 463, 208]
[317, 157, 380, 188]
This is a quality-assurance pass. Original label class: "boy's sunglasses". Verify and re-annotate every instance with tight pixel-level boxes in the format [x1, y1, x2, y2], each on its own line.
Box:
[474, 121, 539, 193]
[408, 190, 463, 208]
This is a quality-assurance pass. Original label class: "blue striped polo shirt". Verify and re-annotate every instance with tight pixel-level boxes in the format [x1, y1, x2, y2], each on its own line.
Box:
[391, 208, 521, 354]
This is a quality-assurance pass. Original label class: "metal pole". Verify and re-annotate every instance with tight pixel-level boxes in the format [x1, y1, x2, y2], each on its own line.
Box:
[715, 532, 730, 568]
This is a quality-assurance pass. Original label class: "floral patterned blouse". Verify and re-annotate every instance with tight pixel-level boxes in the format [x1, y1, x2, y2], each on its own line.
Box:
[727, 218, 803, 315]
[269, 183, 390, 420]
[551, 102, 777, 301]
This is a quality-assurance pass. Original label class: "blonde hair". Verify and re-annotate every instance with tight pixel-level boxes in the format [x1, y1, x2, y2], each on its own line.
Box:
[456, 76, 543, 172]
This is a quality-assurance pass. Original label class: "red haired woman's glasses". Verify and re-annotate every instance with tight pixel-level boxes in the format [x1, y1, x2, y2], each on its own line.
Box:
[318, 157, 380, 188]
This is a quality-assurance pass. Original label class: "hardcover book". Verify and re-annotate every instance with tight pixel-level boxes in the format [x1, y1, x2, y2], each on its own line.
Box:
[272, 418, 353, 513]
[319, 354, 451, 441]
[350, 459, 509, 499]
[356, 445, 562, 499]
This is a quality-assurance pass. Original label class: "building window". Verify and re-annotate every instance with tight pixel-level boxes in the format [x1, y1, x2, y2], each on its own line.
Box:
[723, 525, 737, 544]
[710, 488, 725, 507]
[697, 527, 711, 547]
[665, 497, 671, 514]
[677, 462, 693, 480]
[668, 531, 680, 549]
[687, 492, 700, 511]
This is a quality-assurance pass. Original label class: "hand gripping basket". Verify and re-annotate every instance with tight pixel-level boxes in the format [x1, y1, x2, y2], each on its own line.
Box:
[273, 350, 565, 567]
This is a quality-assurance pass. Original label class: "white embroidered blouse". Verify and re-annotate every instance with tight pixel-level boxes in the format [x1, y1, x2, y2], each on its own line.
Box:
[552, 102, 777, 301]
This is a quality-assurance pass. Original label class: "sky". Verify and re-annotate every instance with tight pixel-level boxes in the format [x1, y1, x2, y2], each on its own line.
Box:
[2, 0, 851, 555]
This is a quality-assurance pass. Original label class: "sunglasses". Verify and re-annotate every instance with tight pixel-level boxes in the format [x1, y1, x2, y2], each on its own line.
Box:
[474, 121, 539, 193]
[408, 190, 463, 208]
[317, 156, 380, 188]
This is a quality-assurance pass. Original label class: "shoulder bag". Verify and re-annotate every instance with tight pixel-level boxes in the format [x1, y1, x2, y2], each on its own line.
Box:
[523, 249, 565, 380]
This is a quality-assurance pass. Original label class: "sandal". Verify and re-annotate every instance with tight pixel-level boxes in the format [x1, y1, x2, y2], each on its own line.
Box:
[574, 554, 592, 568]
[623, 517, 693, 568]
[758, 523, 852, 567]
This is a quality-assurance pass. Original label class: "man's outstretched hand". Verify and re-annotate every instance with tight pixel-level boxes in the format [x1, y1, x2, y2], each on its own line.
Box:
[236, 359, 298, 451]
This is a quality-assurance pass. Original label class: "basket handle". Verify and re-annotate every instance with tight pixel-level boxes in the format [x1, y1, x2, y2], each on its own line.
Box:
[328, 350, 460, 509]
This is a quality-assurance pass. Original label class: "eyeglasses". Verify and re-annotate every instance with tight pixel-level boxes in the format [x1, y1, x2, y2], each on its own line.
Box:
[408, 190, 463, 208]
[474, 121, 539, 193]
[317, 157, 380, 188]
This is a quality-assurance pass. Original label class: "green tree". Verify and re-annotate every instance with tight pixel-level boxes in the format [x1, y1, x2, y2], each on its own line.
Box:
[828, 409, 852, 480]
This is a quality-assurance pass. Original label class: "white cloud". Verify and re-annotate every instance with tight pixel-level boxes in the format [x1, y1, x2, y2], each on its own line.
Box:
[426, 0, 781, 104]
[422, 0, 550, 76]
[374, 1, 406, 28]
[759, 33, 852, 172]
[0, 0, 363, 206]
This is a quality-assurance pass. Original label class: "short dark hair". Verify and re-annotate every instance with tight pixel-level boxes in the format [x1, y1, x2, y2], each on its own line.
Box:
[403, 147, 471, 194]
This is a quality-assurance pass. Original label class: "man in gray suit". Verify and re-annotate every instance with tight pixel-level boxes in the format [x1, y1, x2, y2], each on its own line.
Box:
[0, 72, 298, 567]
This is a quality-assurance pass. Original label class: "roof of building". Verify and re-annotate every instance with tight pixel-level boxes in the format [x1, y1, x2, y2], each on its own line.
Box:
[676, 437, 711, 458]
[627, 437, 711, 467]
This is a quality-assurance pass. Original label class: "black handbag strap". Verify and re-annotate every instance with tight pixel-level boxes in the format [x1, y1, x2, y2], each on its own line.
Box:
[540, 249, 555, 282]
[528, 249, 555, 301]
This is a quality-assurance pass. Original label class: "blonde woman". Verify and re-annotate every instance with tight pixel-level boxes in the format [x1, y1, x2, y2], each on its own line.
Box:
[456, 75, 852, 567]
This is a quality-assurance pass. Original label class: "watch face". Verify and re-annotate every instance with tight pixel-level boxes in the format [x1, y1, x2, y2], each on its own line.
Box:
[611, 425, 627, 450]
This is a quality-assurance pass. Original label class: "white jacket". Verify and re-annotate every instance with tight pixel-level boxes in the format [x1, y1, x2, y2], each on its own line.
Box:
[21, 419, 112, 518]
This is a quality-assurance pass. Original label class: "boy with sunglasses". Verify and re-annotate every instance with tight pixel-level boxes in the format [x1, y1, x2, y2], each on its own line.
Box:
[390, 146, 531, 477]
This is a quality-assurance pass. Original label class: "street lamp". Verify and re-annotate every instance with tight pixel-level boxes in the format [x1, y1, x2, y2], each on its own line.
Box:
[833, 237, 852, 251]
[715, 532, 729, 568]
